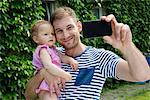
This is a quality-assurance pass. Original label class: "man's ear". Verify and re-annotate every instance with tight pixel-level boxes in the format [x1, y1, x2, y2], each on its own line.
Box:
[76, 21, 82, 32]
[32, 36, 39, 44]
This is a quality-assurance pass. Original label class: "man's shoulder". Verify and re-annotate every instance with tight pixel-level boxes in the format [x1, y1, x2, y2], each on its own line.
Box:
[87, 46, 106, 53]
[86, 46, 119, 59]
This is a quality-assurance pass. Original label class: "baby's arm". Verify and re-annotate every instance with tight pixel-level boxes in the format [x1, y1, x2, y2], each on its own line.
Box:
[58, 51, 78, 70]
[40, 48, 72, 81]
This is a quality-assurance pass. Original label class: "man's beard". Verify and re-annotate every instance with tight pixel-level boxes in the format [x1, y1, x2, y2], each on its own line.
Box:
[62, 37, 79, 50]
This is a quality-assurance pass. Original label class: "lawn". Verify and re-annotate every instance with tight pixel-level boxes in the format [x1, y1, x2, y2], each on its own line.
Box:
[101, 82, 150, 100]
[126, 91, 150, 100]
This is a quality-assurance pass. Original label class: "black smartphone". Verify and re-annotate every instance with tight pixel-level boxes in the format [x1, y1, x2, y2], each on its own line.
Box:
[82, 20, 112, 38]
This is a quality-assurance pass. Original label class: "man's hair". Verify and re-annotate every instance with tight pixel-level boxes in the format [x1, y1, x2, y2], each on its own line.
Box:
[31, 20, 50, 37]
[51, 7, 78, 24]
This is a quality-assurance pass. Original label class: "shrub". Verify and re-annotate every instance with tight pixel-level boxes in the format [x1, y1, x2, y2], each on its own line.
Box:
[0, 55, 33, 99]
[0, 0, 45, 99]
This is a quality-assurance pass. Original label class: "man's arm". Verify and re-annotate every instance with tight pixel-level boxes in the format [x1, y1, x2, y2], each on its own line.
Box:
[24, 68, 63, 99]
[24, 69, 44, 100]
[116, 43, 150, 82]
[101, 14, 150, 82]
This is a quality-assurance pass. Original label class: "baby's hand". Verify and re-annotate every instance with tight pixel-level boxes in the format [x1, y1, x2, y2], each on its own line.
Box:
[69, 58, 78, 70]
[59, 52, 78, 70]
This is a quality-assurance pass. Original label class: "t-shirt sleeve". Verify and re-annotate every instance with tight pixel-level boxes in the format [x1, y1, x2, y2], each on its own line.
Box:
[106, 51, 121, 79]
[98, 49, 121, 79]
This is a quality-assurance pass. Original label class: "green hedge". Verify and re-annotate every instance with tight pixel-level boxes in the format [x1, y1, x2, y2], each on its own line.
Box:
[1, 0, 45, 54]
[0, 55, 33, 99]
[0, 0, 45, 99]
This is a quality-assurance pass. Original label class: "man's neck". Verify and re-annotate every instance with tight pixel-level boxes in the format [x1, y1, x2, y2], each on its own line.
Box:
[65, 43, 87, 57]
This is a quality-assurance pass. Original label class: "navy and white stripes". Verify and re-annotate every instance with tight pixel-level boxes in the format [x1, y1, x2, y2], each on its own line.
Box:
[59, 46, 121, 99]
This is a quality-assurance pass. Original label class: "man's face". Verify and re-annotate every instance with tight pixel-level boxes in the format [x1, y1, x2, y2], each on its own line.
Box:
[53, 16, 82, 50]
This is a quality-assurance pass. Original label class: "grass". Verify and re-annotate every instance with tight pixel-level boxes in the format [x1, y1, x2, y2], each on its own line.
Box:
[125, 90, 150, 100]
[101, 82, 150, 100]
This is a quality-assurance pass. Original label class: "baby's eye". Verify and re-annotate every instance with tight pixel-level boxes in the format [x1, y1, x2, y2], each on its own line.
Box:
[44, 33, 48, 35]
[51, 33, 55, 35]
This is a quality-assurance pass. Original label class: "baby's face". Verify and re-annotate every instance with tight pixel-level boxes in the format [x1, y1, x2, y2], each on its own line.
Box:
[35, 24, 56, 47]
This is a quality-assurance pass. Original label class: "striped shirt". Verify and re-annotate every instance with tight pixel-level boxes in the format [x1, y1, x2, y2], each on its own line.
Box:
[59, 46, 121, 100]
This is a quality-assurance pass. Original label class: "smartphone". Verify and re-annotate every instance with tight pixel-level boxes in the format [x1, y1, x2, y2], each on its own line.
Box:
[82, 20, 112, 38]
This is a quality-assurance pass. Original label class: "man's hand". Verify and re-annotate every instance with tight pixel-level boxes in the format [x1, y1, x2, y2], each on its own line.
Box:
[41, 68, 66, 97]
[101, 14, 132, 52]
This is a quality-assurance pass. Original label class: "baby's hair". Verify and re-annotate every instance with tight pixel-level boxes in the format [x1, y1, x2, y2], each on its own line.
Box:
[31, 20, 50, 37]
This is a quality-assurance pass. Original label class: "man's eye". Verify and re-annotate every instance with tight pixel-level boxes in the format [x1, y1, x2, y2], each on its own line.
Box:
[56, 30, 63, 34]
[67, 25, 74, 30]
[44, 33, 48, 35]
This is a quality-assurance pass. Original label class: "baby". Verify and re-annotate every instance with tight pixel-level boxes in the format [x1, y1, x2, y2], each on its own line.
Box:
[30, 20, 78, 99]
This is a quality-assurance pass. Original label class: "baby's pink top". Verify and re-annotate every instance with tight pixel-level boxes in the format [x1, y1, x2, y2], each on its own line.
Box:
[32, 44, 61, 94]
[32, 44, 61, 70]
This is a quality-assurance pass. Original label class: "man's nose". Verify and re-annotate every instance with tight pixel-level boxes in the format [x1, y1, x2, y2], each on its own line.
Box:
[63, 29, 70, 38]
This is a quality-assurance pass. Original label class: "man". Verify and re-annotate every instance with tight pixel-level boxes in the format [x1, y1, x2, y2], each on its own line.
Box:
[25, 7, 150, 99]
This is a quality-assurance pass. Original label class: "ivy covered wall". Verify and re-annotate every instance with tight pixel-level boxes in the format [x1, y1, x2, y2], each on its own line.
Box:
[0, 0, 45, 99]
